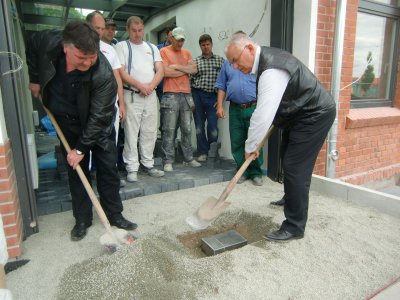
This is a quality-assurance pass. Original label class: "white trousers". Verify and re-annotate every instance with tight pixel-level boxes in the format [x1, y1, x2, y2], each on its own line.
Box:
[123, 90, 158, 172]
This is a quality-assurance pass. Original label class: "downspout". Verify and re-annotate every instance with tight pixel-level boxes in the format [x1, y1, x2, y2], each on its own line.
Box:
[326, 0, 347, 178]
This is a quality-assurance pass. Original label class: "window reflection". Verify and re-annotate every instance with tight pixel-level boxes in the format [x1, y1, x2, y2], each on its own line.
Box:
[351, 12, 396, 101]
[371, 0, 400, 6]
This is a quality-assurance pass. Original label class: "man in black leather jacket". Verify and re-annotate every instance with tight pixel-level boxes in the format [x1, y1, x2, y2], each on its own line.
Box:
[225, 32, 336, 242]
[27, 21, 137, 241]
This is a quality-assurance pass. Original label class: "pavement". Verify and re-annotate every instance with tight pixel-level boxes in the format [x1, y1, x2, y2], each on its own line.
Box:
[4, 172, 400, 299]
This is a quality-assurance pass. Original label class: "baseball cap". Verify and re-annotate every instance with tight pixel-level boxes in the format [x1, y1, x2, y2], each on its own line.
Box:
[105, 17, 116, 26]
[172, 27, 185, 40]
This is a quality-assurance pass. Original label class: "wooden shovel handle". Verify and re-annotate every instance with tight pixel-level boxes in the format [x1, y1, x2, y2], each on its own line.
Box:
[42, 105, 112, 230]
[216, 125, 275, 204]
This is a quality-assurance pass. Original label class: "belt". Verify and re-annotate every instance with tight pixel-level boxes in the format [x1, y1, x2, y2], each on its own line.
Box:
[230, 101, 257, 109]
[54, 113, 80, 121]
[123, 86, 140, 94]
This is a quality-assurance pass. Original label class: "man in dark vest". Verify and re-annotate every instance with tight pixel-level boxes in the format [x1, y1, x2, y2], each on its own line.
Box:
[225, 32, 336, 241]
[27, 21, 137, 241]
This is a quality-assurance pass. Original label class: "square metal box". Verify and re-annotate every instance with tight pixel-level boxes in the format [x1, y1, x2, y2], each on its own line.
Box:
[201, 230, 248, 256]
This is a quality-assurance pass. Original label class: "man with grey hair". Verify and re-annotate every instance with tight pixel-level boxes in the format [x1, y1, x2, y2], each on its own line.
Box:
[115, 16, 165, 182]
[225, 32, 335, 241]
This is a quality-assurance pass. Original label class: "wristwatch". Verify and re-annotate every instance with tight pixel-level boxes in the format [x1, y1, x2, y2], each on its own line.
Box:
[75, 149, 84, 155]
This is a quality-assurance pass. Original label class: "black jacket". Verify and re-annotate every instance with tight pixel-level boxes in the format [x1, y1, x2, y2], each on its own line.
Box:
[26, 29, 117, 154]
[256, 46, 335, 127]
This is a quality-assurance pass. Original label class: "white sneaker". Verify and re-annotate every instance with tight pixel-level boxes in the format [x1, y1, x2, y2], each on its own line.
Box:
[164, 163, 173, 172]
[197, 154, 207, 162]
[183, 160, 201, 168]
[147, 168, 165, 177]
[127, 172, 138, 182]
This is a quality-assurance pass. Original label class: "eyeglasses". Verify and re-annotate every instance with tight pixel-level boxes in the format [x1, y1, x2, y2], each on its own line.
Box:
[230, 44, 248, 65]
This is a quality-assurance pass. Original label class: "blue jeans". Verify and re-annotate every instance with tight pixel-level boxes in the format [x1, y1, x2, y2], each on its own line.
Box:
[192, 88, 218, 156]
[160, 93, 195, 164]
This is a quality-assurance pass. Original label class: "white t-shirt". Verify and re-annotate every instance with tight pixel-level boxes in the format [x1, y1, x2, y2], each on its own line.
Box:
[100, 40, 121, 70]
[115, 40, 161, 83]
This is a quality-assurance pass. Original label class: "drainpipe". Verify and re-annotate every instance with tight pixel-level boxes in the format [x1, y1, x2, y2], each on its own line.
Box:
[326, 0, 347, 178]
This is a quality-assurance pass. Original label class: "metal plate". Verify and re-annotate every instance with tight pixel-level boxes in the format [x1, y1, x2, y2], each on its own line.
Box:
[201, 230, 248, 256]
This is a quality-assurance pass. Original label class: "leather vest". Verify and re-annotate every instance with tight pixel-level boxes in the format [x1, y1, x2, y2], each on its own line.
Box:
[256, 46, 335, 127]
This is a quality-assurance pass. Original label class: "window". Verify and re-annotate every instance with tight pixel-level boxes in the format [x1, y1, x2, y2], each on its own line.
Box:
[351, 1, 400, 108]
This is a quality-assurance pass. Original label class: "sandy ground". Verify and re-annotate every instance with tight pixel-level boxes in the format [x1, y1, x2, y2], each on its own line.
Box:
[6, 179, 400, 299]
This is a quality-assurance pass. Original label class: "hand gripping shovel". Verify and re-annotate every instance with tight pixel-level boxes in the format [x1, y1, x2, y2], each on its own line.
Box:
[186, 125, 275, 230]
[41, 103, 135, 251]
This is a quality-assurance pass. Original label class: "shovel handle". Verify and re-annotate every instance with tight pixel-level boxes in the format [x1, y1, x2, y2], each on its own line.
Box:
[216, 125, 275, 204]
[42, 105, 112, 230]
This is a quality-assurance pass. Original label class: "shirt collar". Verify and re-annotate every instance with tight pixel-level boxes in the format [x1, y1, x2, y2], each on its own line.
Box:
[201, 53, 215, 59]
[251, 45, 261, 75]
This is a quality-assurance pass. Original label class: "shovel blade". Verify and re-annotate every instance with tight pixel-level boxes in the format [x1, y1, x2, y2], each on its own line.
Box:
[186, 197, 230, 230]
[99, 228, 136, 252]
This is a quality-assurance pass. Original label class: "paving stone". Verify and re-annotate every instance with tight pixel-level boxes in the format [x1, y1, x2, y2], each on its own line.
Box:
[193, 177, 210, 187]
[209, 173, 224, 184]
[36, 157, 237, 212]
[222, 169, 236, 181]
[61, 201, 72, 212]
[143, 183, 162, 196]
[161, 182, 179, 192]
[124, 185, 144, 199]
[178, 179, 195, 190]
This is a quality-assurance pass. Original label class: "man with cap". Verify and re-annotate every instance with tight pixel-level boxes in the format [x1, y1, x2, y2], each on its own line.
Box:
[103, 17, 119, 45]
[159, 27, 201, 172]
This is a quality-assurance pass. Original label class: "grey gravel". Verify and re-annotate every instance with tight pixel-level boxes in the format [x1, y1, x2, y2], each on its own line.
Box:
[6, 179, 400, 300]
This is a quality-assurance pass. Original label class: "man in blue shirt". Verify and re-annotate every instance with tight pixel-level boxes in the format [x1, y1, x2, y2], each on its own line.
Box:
[215, 59, 264, 186]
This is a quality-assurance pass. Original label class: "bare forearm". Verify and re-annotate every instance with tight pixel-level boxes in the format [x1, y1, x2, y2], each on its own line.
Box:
[164, 66, 186, 78]
[149, 62, 164, 88]
[113, 69, 124, 104]
[170, 62, 197, 75]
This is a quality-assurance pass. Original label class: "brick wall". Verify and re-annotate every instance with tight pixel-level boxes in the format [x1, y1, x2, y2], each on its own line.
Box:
[314, 0, 400, 185]
[314, 0, 336, 175]
[0, 139, 23, 258]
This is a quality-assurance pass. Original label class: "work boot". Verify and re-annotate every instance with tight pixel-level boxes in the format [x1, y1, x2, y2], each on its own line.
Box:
[270, 196, 286, 206]
[70, 221, 92, 241]
[109, 215, 138, 230]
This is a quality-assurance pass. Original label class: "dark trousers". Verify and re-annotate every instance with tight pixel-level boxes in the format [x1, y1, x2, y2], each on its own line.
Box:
[192, 88, 218, 156]
[55, 116, 123, 223]
[280, 107, 336, 235]
[229, 104, 263, 178]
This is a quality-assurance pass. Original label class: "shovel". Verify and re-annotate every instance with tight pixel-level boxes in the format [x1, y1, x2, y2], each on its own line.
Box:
[41, 103, 135, 251]
[186, 125, 275, 230]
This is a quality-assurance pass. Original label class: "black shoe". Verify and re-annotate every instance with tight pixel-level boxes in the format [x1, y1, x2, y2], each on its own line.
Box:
[70, 221, 92, 241]
[264, 228, 304, 241]
[270, 197, 285, 206]
[109, 215, 138, 230]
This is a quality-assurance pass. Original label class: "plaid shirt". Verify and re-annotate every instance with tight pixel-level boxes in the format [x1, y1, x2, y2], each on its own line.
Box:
[191, 54, 224, 93]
